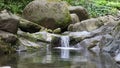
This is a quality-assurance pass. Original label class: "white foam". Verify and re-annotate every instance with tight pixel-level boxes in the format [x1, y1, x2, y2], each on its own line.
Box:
[54, 47, 81, 50]
[0, 66, 11, 68]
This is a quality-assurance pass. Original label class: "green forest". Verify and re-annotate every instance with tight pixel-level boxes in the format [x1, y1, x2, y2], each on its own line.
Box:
[0, 0, 120, 17]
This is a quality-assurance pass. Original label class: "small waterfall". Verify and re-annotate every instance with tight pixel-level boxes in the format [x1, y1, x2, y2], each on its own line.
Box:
[60, 36, 70, 59]
[61, 36, 70, 47]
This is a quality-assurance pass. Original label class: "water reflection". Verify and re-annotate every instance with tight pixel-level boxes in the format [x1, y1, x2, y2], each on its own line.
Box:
[42, 45, 52, 63]
[0, 47, 119, 68]
[0, 53, 18, 68]
[61, 49, 70, 59]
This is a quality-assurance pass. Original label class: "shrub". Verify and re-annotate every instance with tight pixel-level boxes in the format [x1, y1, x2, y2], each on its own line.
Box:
[0, 0, 119, 17]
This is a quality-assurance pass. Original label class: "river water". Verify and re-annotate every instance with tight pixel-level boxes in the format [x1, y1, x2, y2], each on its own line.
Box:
[0, 36, 119, 68]
[0, 47, 119, 68]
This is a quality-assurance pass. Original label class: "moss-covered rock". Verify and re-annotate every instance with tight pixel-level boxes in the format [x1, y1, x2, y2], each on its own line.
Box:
[23, 0, 71, 31]
[19, 18, 42, 33]
[53, 28, 61, 34]
[17, 31, 50, 52]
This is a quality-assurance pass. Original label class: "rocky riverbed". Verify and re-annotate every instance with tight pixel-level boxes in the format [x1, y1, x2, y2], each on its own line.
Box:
[0, 0, 120, 67]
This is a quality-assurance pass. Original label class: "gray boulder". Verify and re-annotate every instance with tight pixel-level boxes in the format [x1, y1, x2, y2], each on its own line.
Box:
[68, 6, 89, 21]
[68, 15, 117, 32]
[23, 0, 71, 30]
[102, 21, 120, 53]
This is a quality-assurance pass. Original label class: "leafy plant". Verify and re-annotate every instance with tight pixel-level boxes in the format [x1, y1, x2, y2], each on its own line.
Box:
[0, 0, 119, 17]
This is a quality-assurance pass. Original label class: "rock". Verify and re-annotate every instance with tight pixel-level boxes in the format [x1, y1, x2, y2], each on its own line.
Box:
[0, 30, 18, 45]
[102, 21, 120, 53]
[53, 28, 61, 34]
[70, 13, 80, 24]
[19, 18, 42, 33]
[0, 10, 19, 20]
[68, 31, 91, 44]
[68, 15, 117, 32]
[0, 10, 19, 34]
[114, 53, 120, 64]
[18, 31, 50, 51]
[91, 23, 115, 36]
[0, 18, 19, 34]
[78, 36, 102, 49]
[96, 20, 120, 64]
[0, 30, 18, 54]
[68, 6, 89, 21]
[51, 35, 61, 47]
[23, 0, 71, 31]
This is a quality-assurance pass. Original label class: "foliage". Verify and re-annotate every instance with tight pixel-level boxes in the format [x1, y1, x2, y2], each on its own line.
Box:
[63, 0, 119, 17]
[0, 0, 32, 14]
[0, 0, 120, 17]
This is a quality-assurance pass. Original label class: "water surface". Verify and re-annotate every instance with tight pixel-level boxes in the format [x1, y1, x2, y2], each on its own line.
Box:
[0, 47, 119, 68]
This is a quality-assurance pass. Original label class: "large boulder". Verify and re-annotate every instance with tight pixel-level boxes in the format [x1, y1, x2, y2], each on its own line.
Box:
[0, 10, 19, 34]
[68, 6, 89, 21]
[23, 0, 71, 31]
[68, 15, 117, 32]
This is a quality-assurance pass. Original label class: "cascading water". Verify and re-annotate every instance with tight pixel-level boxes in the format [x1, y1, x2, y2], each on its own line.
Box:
[60, 36, 70, 59]
[61, 36, 70, 47]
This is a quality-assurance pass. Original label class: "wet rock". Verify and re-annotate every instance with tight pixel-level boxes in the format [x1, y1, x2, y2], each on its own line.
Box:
[114, 53, 120, 64]
[68, 15, 117, 32]
[0, 10, 19, 34]
[23, 0, 71, 31]
[50, 34, 61, 47]
[0, 30, 18, 54]
[70, 13, 80, 24]
[68, 6, 89, 21]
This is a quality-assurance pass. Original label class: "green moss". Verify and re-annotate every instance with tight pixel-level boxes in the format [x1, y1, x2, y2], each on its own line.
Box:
[26, 46, 40, 52]
[0, 39, 16, 54]
[47, 0, 61, 2]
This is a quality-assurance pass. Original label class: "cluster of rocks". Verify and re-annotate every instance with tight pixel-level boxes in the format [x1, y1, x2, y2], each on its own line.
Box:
[0, 0, 89, 53]
[1, 0, 120, 65]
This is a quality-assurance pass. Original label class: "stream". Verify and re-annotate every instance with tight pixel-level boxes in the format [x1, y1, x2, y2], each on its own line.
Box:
[0, 36, 119, 68]
[0, 47, 119, 68]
